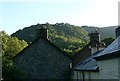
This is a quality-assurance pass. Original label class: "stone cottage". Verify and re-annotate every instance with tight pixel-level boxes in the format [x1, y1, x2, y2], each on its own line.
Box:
[72, 27, 120, 80]
[71, 30, 105, 80]
[13, 26, 72, 80]
[72, 30, 105, 66]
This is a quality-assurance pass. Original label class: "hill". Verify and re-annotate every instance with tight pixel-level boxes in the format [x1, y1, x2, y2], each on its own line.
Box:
[81, 26, 117, 40]
[11, 23, 117, 56]
[11, 23, 89, 56]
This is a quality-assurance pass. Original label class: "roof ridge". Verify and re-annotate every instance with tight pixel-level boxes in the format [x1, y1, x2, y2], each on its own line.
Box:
[13, 37, 72, 60]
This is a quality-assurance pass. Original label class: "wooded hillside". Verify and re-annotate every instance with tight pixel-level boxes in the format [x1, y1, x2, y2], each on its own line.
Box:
[11, 23, 117, 56]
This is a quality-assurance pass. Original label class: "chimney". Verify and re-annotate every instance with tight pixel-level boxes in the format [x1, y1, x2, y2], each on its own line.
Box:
[89, 30, 102, 55]
[89, 29, 100, 42]
[115, 26, 120, 38]
[36, 25, 48, 39]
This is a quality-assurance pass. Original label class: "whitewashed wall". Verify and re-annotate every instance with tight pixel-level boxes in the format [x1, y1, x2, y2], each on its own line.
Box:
[72, 57, 119, 80]
[71, 71, 83, 79]
[85, 57, 119, 80]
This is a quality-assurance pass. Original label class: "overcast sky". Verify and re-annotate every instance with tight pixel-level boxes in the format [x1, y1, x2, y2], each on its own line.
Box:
[0, 0, 119, 35]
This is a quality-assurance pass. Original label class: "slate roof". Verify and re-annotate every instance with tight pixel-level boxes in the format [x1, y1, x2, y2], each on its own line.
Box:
[72, 50, 103, 71]
[72, 36, 120, 71]
[73, 40, 105, 57]
[72, 40, 105, 67]
[94, 36, 120, 60]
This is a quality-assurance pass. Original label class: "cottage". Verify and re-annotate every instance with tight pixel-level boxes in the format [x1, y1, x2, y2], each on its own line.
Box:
[72, 27, 120, 80]
[13, 25, 71, 80]
[72, 30, 105, 66]
[71, 30, 105, 80]
[92, 27, 120, 80]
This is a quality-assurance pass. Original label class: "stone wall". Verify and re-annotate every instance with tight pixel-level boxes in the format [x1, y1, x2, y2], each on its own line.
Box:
[14, 38, 71, 79]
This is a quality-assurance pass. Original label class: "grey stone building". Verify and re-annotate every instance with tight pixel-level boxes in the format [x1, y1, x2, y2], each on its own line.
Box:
[72, 30, 105, 66]
[72, 27, 120, 80]
[13, 26, 71, 80]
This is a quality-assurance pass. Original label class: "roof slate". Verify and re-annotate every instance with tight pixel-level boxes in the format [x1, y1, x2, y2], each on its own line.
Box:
[72, 50, 102, 71]
[72, 36, 120, 71]
[94, 36, 120, 58]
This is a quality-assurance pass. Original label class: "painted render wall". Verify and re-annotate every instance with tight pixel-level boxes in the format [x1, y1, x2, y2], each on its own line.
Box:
[92, 57, 119, 79]
[71, 71, 80, 79]
[72, 57, 119, 80]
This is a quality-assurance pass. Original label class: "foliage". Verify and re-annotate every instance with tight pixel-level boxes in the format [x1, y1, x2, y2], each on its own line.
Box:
[81, 26, 117, 40]
[101, 37, 115, 46]
[11, 23, 117, 56]
[11, 23, 89, 56]
[1, 23, 117, 80]
[1, 31, 28, 80]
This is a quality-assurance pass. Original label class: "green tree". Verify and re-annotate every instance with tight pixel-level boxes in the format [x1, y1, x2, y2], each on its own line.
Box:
[11, 23, 89, 56]
[101, 37, 115, 46]
[1, 31, 28, 80]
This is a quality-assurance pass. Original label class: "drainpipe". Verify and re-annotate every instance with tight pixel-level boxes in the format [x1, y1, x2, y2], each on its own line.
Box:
[77, 71, 78, 81]
[82, 72, 85, 81]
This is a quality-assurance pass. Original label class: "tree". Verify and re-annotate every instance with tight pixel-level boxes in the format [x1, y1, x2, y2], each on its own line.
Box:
[1, 31, 28, 80]
[101, 37, 115, 46]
